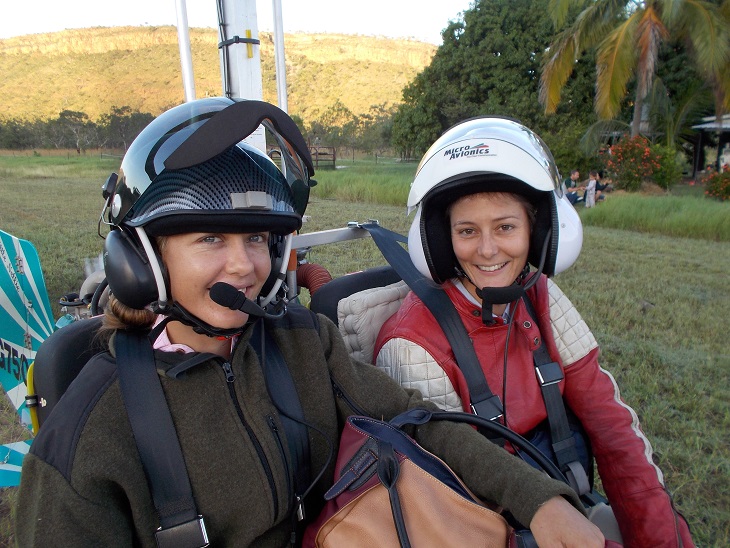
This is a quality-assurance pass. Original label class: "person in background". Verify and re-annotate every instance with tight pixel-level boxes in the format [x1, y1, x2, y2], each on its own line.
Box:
[563, 169, 582, 205]
[374, 117, 694, 547]
[595, 170, 613, 201]
[16, 99, 603, 547]
[584, 170, 598, 207]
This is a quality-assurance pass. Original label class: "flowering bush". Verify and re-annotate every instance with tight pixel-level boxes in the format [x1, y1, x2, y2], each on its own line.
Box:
[604, 135, 660, 191]
[650, 144, 684, 190]
[702, 167, 730, 201]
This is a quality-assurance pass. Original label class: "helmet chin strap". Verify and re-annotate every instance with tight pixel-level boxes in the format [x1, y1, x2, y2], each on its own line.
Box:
[468, 229, 552, 326]
[151, 301, 247, 339]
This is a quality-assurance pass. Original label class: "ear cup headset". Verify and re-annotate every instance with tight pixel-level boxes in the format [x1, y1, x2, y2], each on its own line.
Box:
[99, 97, 315, 336]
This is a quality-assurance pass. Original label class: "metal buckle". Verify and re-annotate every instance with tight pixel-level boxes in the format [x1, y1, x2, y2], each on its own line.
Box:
[155, 516, 209, 548]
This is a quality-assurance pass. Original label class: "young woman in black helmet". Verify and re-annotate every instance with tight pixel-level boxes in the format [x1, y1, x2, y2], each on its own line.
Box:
[16, 99, 603, 547]
[374, 117, 693, 547]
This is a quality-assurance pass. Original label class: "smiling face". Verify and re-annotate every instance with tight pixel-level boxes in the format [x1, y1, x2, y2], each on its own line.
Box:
[161, 232, 272, 351]
[449, 192, 532, 303]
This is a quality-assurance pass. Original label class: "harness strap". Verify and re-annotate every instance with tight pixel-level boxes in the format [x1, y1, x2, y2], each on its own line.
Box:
[360, 222, 503, 421]
[115, 330, 209, 548]
[251, 319, 312, 522]
[521, 298, 591, 496]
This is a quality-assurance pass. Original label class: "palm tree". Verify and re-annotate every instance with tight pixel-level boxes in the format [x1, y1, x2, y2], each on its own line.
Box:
[540, 0, 730, 137]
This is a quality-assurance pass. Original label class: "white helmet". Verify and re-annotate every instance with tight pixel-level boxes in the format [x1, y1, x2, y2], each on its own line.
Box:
[407, 116, 582, 284]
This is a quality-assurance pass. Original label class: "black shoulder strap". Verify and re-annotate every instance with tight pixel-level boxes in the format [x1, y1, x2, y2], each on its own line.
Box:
[115, 330, 209, 548]
[250, 319, 312, 521]
[359, 222, 503, 421]
[520, 296, 591, 496]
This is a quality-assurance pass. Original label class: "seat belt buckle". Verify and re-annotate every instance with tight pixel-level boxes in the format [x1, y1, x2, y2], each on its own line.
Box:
[470, 395, 504, 421]
[536, 361, 564, 386]
[155, 516, 209, 548]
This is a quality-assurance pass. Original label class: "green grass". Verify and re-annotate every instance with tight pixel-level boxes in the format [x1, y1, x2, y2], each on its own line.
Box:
[577, 193, 730, 241]
[311, 158, 416, 206]
[0, 155, 728, 545]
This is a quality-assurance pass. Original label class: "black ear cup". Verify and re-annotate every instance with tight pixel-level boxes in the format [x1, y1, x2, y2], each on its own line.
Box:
[103, 229, 159, 309]
[261, 234, 286, 298]
[528, 194, 558, 276]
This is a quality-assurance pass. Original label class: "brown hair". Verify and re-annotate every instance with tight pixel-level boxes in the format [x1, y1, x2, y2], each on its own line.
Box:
[97, 236, 167, 342]
[447, 191, 537, 231]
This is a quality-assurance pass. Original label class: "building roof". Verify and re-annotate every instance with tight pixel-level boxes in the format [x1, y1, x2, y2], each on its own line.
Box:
[692, 114, 730, 131]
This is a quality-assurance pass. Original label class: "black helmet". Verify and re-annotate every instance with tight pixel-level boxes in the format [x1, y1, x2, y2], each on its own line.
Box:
[101, 97, 314, 331]
[108, 97, 313, 233]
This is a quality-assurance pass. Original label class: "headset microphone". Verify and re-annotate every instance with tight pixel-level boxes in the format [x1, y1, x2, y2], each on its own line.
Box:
[209, 282, 285, 320]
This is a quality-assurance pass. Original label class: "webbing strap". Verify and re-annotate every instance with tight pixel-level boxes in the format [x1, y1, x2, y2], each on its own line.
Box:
[521, 299, 591, 496]
[251, 319, 311, 520]
[115, 330, 208, 548]
[360, 222, 503, 421]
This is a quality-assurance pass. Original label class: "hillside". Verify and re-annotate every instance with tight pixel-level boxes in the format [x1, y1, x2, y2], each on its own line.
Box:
[0, 27, 436, 123]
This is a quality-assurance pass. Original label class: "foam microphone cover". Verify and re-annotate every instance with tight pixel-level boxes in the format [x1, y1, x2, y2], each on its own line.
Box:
[209, 282, 267, 317]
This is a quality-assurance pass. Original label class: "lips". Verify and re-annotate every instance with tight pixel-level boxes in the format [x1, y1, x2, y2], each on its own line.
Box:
[477, 262, 507, 272]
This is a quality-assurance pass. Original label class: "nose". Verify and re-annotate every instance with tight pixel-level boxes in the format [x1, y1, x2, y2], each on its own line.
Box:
[477, 232, 499, 258]
[226, 236, 256, 276]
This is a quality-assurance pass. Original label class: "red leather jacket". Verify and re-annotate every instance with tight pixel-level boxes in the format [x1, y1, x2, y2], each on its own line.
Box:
[374, 276, 693, 547]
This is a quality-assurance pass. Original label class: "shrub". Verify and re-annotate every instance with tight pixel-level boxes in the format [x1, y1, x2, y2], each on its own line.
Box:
[702, 167, 730, 201]
[650, 144, 684, 190]
[605, 135, 659, 191]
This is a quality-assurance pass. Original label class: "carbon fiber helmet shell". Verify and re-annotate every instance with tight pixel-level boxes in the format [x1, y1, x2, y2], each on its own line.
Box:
[102, 97, 315, 312]
[109, 97, 314, 235]
[407, 117, 582, 283]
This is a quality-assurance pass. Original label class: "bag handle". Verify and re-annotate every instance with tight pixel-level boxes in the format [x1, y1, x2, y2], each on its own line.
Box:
[390, 408, 567, 483]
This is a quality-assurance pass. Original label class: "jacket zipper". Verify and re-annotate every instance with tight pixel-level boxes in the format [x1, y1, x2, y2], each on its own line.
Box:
[331, 377, 368, 416]
[267, 415, 293, 505]
[221, 361, 279, 520]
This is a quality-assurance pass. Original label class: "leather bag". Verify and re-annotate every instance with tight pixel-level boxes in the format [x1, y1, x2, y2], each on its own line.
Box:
[302, 408, 564, 548]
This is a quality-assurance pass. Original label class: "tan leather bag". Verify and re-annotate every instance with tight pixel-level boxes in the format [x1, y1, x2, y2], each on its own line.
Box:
[302, 410, 513, 548]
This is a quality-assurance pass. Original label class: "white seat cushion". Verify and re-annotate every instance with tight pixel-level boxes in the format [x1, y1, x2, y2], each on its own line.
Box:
[336, 280, 409, 363]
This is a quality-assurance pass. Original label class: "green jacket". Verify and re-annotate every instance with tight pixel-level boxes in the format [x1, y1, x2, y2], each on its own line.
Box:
[16, 305, 580, 546]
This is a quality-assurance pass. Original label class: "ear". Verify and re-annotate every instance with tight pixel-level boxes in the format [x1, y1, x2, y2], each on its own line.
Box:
[103, 229, 160, 309]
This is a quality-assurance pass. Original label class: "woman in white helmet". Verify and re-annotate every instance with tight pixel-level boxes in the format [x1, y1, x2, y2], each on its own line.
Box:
[17, 101, 603, 547]
[374, 117, 693, 547]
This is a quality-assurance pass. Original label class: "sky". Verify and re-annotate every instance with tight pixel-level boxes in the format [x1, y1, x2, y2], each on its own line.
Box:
[0, 0, 474, 45]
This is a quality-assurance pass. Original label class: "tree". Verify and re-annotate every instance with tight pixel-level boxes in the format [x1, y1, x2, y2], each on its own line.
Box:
[98, 106, 154, 150]
[391, 0, 596, 159]
[56, 110, 92, 152]
[540, 0, 730, 137]
[356, 104, 397, 156]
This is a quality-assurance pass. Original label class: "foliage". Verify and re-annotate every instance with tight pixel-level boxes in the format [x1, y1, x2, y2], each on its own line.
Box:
[649, 143, 684, 189]
[0, 107, 154, 151]
[391, 0, 596, 158]
[0, 27, 434, 127]
[605, 135, 659, 191]
[702, 168, 730, 202]
[541, 0, 730, 137]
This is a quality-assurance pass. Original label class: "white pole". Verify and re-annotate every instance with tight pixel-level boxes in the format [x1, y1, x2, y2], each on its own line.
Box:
[271, 0, 288, 113]
[217, 0, 265, 152]
[174, 0, 196, 102]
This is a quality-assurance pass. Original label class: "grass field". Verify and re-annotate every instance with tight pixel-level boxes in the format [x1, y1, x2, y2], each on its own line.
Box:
[0, 154, 728, 545]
